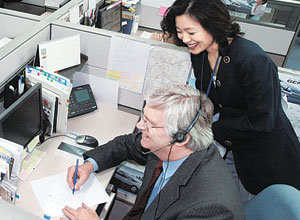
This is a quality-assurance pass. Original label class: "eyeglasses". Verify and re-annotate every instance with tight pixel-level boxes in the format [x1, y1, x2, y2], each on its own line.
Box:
[140, 111, 164, 131]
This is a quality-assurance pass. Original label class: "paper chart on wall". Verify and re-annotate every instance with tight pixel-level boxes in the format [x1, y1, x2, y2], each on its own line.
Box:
[106, 36, 150, 94]
[143, 46, 191, 97]
[30, 172, 110, 217]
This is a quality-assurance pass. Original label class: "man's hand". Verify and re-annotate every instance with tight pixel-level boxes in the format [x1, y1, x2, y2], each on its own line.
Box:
[150, 32, 164, 42]
[66, 162, 94, 192]
[60, 203, 99, 220]
[150, 32, 174, 44]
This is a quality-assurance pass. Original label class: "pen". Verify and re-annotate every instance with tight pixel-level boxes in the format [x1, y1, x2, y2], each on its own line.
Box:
[72, 159, 79, 195]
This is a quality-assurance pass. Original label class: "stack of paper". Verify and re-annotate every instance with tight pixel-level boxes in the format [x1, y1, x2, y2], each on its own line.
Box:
[26, 66, 72, 133]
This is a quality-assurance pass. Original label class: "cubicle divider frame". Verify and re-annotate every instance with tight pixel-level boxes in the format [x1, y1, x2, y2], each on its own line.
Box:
[50, 20, 192, 110]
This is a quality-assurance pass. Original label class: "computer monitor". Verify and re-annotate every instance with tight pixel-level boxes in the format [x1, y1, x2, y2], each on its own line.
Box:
[0, 83, 43, 147]
[95, 0, 122, 32]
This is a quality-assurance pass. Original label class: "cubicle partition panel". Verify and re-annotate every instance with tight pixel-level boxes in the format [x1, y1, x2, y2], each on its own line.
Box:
[136, 4, 162, 31]
[50, 21, 146, 109]
[20, 0, 46, 7]
[0, 9, 41, 38]
[238, 21, 295, 66]
[238, 21, 295, 57]
[50, 21, 191, 110]
[51, 21, 111, 74]
[0, 22, 51, 88]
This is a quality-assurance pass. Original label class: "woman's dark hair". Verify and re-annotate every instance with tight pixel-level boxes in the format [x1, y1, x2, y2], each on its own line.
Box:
[161, 0, 244, 55]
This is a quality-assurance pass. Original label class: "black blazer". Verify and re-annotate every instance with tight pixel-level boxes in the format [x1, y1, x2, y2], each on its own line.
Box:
[84, 133, 244, 219]
[191, 36, 300, 195]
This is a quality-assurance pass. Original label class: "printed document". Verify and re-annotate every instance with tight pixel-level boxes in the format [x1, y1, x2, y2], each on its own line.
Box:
[107, 36, 150, 93]
[38, 35, 80, 72]
[143, 46, 191, 96]
[31, 172, 110, 217]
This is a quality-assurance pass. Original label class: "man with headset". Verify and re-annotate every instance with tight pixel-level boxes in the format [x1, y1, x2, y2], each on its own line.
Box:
[61, 84, 244, 220]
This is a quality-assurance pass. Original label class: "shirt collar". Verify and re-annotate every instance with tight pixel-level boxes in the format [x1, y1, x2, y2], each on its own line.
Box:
[162, 155, 189, 180]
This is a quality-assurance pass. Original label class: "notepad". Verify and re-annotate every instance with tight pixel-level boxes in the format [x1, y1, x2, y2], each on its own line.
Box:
[31, 172, 110, 217]
[19, 149, 46, 181]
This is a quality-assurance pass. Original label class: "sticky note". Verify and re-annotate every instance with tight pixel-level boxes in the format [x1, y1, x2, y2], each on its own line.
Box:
[159, 6, 168, 16]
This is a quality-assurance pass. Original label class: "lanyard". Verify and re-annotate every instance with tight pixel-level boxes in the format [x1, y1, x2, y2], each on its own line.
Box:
[206, 55, 220, 96]
[201, 53, 221, 96]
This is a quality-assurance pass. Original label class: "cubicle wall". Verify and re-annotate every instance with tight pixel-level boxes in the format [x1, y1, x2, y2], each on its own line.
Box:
[21, 0, 45, 6]
[0, 22, 51, 88]
[0, 9, 41, 38]
[237, 21, 294, 65]
[50, 20, 190, 110]
[136, 4, 162, 31]
[0, 0, 82, 90]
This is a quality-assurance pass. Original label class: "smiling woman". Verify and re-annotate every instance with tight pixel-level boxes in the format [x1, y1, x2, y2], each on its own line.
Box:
[175, 14, 215, 56]
[160, 0, 300, 198]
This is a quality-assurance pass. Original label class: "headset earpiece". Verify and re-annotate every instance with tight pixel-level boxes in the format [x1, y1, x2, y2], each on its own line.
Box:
[172, 130, 187, 144]
[169, 98, 202, 145]
[170, 110, 201, 145]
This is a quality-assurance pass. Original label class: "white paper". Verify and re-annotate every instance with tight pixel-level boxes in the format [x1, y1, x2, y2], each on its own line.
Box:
[82, 0, 89, 11]
[0, 138, 23, 176]
[143, 46, 191, 96]
[39, 34, 80, 72]
[141, 0, 174, 8]
[72, 72, 119, 109]
[107, 36, 150, 94]
[89, 0, 96, 9]
[69, 4, 80, 24]
[31, 172, 110, 217]
[42, 88, 58, 135]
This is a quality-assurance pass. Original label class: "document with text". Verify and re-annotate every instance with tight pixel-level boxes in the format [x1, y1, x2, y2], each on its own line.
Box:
[31, 172, 110, 217]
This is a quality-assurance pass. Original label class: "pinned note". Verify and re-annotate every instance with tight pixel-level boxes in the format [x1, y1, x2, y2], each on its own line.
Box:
[159, 6, 168, 16]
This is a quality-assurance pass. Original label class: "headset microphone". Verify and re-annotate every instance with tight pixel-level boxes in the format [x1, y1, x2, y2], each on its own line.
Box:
[142, 142, 173, 155]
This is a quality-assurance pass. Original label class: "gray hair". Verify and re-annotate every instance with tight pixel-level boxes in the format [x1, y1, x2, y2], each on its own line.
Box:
[146, 84, 214, 151]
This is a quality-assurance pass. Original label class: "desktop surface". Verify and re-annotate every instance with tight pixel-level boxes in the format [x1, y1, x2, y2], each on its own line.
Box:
[0, 199, 43, 220]
[16, 105, 138, 219]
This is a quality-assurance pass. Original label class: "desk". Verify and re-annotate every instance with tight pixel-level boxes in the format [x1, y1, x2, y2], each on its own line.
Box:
[15, 104, 139, 219]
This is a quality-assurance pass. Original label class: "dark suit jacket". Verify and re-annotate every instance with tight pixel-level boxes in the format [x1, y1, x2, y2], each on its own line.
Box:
[84, 133, 244, 219]
[191, 36, 300, 195]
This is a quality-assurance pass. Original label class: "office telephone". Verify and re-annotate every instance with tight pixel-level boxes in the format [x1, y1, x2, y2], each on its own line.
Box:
[68, 84, 97, 118]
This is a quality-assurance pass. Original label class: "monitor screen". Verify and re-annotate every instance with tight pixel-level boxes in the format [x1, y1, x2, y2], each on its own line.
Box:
[0, 83, 43, 147]
[95, 0, 122, 32]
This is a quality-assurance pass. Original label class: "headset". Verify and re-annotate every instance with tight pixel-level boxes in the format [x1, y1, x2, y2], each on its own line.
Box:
[142, 100, 202, 155]
[169, 101, 202, 145]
